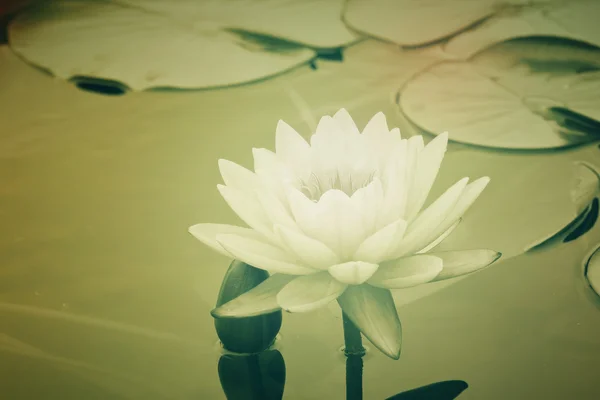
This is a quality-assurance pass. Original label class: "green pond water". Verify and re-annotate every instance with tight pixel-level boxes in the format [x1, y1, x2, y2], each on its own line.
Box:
[1, 39, 600, 399]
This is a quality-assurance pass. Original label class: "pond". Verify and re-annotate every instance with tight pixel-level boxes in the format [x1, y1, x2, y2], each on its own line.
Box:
[1, 5, 600, 398]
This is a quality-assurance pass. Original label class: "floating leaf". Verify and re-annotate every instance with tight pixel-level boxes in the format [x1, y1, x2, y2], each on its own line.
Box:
[399, 60, 600, 149]
[444, 0, 600, 59]
[386, 380, 469, 400]
[527, 161, 600, 251]
[343, 0, 500, 47]
[343, 0, 599, 52]
[389, 145, 600, 309]
[337, 285, 402, 360]
[584, 245, 600, 300]
[9, 0, 356, 90]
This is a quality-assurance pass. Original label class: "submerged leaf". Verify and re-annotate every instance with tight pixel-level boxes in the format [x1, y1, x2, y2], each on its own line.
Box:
[337, 285, 402, 360]
[399, 60, 600, 149]
[9, 0, 356, 90]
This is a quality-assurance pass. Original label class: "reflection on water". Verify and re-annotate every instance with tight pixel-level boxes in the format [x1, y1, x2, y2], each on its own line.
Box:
[218, 350, 286, 400]
[386, 380, 468, 400]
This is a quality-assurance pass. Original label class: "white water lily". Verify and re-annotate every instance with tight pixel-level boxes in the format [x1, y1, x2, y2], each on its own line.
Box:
[189, 109, 501, 359]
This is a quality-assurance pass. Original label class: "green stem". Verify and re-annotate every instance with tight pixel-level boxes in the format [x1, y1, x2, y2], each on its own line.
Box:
[342, 313, 365, 400]
[342, 312, 365, 357]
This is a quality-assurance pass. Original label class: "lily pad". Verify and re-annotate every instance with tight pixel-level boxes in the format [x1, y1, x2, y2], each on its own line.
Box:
[584, 245, 600, 300]
[527, 161, 600, 251]
[9, 0, 356, 90]
[444, 0, 600, 59]
[342, 0, 566, 48]
[398, 58, 600, 149]
[343, 0, 501, 47]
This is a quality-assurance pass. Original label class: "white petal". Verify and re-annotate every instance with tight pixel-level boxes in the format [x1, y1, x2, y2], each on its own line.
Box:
[362, 111, 389, 137]
[378, 140, 409, 227]
[405, 132, 448, 220]
[368, 255, 443, 289]
[276, 120, 310, 177]
[211, 274, 296, 318]
[277, 272, 347, 312]
[218, 159, 259, 193]
[354, 218, 407, 263]
[217, 184, 274, 239]
[389, 178, 469, 259]
[444, 176, 490, 223]
[398, 136, 425, 219]
[314, 189, 365, 259]
[188, 223, 261, 257]
[275, 224, 340, 270]
[351, 177, 384, 238]
[333, 108, 360, 136]
[328, 261, 379, 285]
[216, 233, 317, 275]
[430, 249, 501, 281]
[421, 177, 490, 250]
[253, 147, 278, 173]
[417, 218, 461, 254]
[255, 189, 297, 229]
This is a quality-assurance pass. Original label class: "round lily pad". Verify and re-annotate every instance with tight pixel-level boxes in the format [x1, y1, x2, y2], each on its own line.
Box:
[9, 0, 356, 90]
[398, 58, 600, 149]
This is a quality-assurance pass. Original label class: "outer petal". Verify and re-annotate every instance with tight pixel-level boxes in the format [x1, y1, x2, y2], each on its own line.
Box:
[211, 274, 295, 318]
[328, 261, 379, 285]
[338, 285, 402, 360]
[417, 218, 461, 254]
[368, 255, 443, 289]
[417, 177, 490, 253]
[405, 132, 449, 220]
[188, 223, 261, 257]
[353, 218, 407, 263]
[217, 184, 274, 239]
[389, 178, 469, 259]
[218, 159, 259, 193]
[276, 272, 347, 313]
[216, 233, 317, 275]
[275, 224, 340, 270]
[429, 249, 501, 282]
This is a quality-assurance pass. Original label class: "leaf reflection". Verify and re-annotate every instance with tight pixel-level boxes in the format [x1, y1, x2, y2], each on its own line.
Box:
[386, 380, 469, 400]
[218, 350, 286, 400]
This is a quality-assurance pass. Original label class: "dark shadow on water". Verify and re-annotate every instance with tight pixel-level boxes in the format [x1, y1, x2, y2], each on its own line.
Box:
[71, 76, 128, 96]
[528, 198, 599, 253]
[218, 350, 286, 400]
[385, 380, 469, 400]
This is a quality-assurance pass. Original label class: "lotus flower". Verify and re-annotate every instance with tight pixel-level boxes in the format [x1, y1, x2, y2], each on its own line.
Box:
[189, 109, 501, 359]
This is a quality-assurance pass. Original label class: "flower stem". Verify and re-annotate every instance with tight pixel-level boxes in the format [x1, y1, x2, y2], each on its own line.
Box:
[342, 312, 365, 357]
[342, 312, 365, 400]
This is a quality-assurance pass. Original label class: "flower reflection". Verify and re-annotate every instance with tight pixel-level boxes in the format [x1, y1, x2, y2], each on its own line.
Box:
[190, 109, 501, 359]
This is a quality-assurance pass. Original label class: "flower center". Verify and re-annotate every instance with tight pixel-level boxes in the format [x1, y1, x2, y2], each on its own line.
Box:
[299, 169, 376, 201]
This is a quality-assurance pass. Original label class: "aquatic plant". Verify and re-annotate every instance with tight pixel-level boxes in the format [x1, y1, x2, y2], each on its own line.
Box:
[189, 109, 501, 359]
